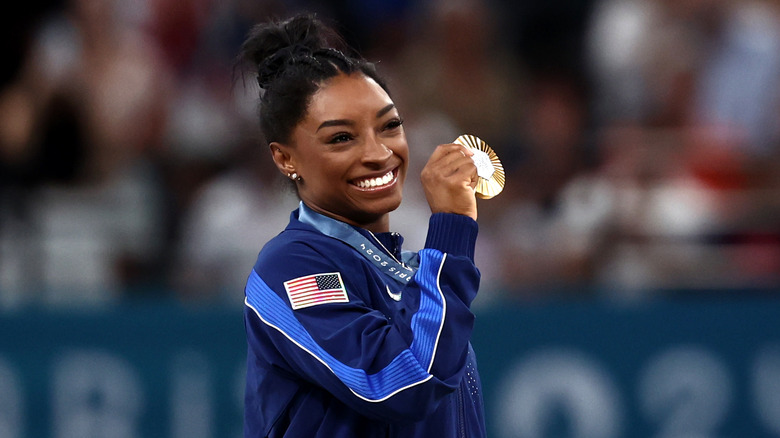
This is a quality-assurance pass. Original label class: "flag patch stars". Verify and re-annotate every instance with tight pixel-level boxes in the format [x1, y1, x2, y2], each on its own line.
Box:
[284, 272, 349, 310]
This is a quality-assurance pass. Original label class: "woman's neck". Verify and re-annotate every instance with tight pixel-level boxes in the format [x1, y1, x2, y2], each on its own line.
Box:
[302, 202, 390, 233]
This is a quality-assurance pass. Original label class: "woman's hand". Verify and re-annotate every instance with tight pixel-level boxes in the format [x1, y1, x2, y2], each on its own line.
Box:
[420, 143, 478, 221]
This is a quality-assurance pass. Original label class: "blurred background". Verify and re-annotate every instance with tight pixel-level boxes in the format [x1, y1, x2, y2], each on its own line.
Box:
[1, 0, 780, 436]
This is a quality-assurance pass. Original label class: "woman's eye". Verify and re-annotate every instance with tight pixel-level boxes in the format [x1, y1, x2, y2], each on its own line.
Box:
[329, 133, 353, 144]
[385, 118, 404, 130]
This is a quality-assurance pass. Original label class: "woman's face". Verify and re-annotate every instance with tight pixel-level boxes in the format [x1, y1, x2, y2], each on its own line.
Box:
[277, 73, 409, 232]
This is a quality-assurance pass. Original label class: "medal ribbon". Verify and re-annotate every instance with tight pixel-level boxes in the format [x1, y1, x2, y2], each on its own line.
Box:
[297, 202, 418, 286]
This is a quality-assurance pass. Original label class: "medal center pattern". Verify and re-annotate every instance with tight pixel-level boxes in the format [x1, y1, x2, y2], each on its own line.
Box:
[471, 149, 495, 180]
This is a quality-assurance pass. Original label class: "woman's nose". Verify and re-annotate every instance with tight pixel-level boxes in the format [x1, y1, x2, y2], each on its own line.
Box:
[362, 135, 392, 163]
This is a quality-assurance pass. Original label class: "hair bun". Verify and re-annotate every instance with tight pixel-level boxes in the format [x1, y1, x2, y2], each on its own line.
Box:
[256, 44, 314, 87]
[240, 14, 342, 89]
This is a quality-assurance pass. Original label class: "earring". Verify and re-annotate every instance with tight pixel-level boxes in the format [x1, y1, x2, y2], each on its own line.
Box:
[288, 172, 301, 182]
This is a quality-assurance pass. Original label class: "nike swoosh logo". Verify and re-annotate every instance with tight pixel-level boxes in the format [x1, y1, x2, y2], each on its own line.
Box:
[386, 285, 402, 301]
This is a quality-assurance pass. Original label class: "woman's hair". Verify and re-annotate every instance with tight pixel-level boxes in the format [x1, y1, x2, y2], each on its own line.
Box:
[238, 14, 389, 145]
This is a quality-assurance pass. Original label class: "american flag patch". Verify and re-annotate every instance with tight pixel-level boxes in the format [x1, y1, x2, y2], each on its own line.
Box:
[283, 272, 349, 310]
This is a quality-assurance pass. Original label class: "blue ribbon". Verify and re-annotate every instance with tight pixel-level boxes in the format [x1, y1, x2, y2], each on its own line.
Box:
[297, 202, 418, 287]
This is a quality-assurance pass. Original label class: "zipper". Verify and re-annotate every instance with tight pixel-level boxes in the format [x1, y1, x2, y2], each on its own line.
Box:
[367, 229, 408, 269]
[456, 385, 467, 438]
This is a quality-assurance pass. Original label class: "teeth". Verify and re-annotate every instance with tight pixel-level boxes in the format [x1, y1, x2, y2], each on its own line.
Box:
[356, 171, 393, 188]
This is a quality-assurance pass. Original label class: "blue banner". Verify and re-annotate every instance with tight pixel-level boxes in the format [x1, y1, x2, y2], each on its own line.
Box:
[472, 297, 780, 438]
[0, 304, 247, 438]
[1, 297, 779, 437]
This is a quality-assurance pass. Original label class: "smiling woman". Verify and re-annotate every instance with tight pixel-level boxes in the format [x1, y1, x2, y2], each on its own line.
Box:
[237, 13, 486, 438]
[275, 73, 408, 232]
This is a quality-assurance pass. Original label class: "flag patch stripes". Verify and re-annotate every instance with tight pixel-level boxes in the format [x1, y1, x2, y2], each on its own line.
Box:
[283, 272, 349, 310]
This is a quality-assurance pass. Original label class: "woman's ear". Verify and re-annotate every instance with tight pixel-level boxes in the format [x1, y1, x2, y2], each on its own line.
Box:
[270, 141, 296, 176]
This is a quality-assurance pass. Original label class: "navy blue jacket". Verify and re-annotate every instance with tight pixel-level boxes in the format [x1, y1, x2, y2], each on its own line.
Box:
[244, 205, 487, 437]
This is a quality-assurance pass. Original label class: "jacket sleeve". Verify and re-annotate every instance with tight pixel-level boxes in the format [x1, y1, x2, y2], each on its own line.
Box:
[244, 213, 480, 423]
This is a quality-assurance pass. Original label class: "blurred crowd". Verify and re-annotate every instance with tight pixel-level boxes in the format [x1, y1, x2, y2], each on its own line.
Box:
[1, 0, 780, 308]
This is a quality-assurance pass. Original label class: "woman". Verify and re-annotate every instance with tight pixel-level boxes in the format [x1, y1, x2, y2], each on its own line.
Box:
[239, 14, 486, 437]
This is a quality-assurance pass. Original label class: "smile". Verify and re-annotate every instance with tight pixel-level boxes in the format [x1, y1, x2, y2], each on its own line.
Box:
[352, 169, 396, 190]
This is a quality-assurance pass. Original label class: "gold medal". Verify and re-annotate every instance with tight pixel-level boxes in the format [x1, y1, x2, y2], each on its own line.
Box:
[454, 134, 505, 199]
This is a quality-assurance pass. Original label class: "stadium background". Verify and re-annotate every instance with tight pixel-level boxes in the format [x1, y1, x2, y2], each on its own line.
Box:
[2, 0, 780, 436]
